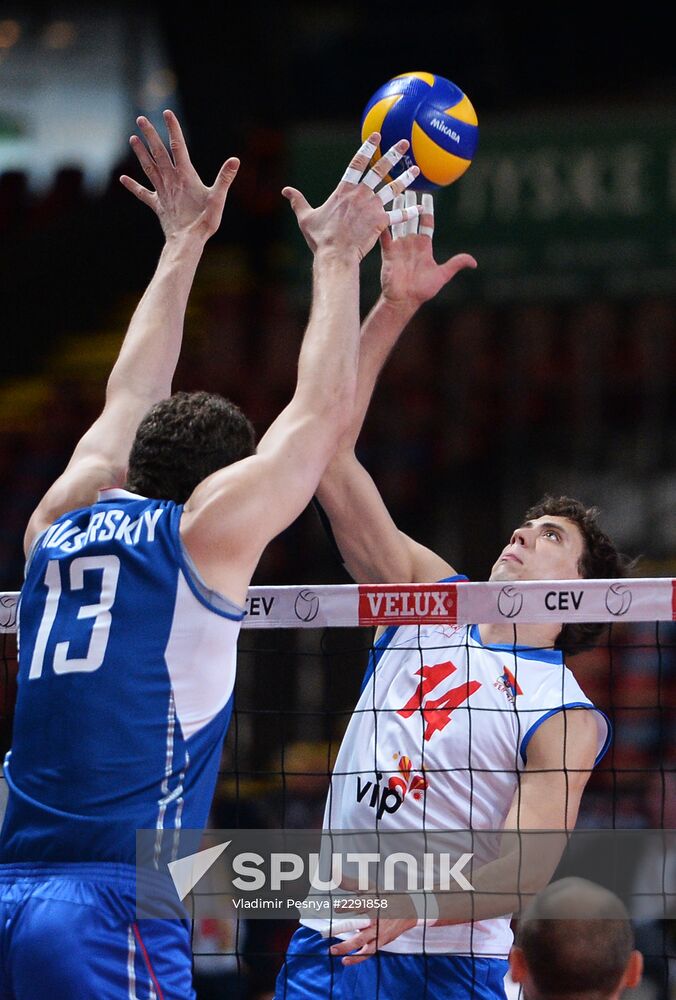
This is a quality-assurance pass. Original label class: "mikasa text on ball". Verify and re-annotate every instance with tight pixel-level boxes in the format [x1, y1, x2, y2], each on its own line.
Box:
[360, 71, 478, 191]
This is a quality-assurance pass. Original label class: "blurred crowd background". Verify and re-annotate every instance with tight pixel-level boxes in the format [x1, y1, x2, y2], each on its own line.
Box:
[0, 3, 674, 998]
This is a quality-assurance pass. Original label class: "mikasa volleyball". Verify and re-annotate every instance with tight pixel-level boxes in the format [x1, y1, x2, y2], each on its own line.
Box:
[360, 71, 479, 191]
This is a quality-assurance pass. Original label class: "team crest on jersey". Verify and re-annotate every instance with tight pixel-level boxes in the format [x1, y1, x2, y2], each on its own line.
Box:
[429, 624, 465, 640]
[355, 754, 429, 820]
[397, 660, 482, 741]
[493, 666, 523, 705]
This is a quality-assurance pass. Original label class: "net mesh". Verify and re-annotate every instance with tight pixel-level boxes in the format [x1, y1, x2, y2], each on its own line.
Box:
[0, 584, 674, 998]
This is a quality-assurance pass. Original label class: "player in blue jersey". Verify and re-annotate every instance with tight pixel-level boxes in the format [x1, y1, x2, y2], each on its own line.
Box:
[0, 113, 424, 999]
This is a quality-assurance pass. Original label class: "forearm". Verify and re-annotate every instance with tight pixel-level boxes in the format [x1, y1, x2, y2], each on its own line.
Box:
[341, 294, 418, 450]
[430, 832, 569, 925]
[432, 734, 593, 926]
[314, 294, 433, 582]
[316, 451, 408, 582]
[105, 231, 207, 406]
[293, 250, 362, 417]
[312, 294, 416, 533]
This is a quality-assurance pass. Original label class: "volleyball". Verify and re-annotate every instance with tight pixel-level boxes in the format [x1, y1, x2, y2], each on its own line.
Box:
[360, 71, 479, 191]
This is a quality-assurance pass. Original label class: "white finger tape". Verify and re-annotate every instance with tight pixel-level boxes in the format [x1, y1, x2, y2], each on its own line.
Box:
[341, 166, 363, 185]
[355, 138, 377, 161]
[378, 184, 395, 206]
[397, 167, 418, 190]
[361, 169, 380, 190]
[419, 225, 434, 237]
[404, 191, 418, 235]
[391, 194, 405, 238]
[380, 145, 405, 167]
[388, 206, 421, 226]
[421, 193, 434, 216]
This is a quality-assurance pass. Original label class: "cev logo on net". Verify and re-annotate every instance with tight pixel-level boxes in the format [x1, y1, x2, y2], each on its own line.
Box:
[497, 586, 523, 618]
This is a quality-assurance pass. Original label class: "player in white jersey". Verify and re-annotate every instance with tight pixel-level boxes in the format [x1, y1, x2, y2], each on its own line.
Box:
[276, 199, 631, 1000]
[0, 113, 426, 999]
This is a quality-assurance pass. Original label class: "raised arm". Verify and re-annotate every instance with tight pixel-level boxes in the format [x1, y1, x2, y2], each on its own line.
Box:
[24, 111, 239, 554]
[180, 137, 425, 605]
[316, 196, 476, 583]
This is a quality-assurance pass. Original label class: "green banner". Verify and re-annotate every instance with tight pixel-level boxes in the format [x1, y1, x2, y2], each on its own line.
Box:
[286, 109, 676, 302]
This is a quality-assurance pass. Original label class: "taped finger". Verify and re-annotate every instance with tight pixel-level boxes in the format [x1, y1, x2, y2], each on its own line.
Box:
[419, 192, 434, 237]
[397, 167, 419, 192]
[361, 168, 381, 190]
[361, 140, 407, 190]
[387, 204, 422, 227]
[341, 137, 378, 184]
[404, 191, 418, 235]
[341, 167, 363, 185]
[378, 143, 406, 173]
[390, 194, 405, 239]
[381, 166, 419, 203]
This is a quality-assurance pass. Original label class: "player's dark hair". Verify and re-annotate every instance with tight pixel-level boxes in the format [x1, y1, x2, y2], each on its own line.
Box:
[515, 878, 634, 1000]
[523, 495, 634, 655]
[126, 391, 256, 504]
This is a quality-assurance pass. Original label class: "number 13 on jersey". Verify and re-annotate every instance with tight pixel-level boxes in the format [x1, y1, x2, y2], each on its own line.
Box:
[28, 555, 121, 679]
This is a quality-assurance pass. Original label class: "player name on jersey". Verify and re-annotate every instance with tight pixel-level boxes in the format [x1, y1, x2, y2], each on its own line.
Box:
[41, 508, 165, 553]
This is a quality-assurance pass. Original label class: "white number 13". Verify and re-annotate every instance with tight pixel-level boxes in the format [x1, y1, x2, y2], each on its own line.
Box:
[28, 555, 121, 679]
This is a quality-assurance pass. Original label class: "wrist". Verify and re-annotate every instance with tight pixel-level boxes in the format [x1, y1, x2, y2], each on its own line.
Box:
[312, 246, 361, 268]
[163, 228, 209, 253]
[377, 294, 420, 323]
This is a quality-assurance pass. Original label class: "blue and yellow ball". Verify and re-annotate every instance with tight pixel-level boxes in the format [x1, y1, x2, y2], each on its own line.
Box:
[360, 71, 478, 191]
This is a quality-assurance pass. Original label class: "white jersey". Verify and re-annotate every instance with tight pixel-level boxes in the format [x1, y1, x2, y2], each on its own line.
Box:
[304, 617, 610, 956]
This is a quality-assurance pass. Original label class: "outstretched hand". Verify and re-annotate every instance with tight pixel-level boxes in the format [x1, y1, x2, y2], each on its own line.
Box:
[282, 133, 422, 262]
[380, 194, 476, 308]
[120, 109, 239, 241]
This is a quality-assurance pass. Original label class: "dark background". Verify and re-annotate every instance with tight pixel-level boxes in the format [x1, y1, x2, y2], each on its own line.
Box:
[0, 7, 674, 996]
[162, 2, 676, 164]
[1, 0, 675, 588]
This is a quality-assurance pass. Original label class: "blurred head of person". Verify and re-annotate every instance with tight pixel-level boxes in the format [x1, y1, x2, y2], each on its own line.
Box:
[510, 877, 643, 1000]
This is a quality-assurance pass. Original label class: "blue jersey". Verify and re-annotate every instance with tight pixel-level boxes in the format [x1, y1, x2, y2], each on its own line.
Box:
[0, 488, 244, 864]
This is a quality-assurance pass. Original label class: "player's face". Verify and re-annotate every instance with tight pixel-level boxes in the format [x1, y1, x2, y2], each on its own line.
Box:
[489, 515, 586, 583]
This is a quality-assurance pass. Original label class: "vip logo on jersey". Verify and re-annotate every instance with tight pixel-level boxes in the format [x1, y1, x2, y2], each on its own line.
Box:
[356, 754, 429, 819]
[388, 753, 429, 801]
[493, 666, 523, 705]
[397, 660, 482, 741]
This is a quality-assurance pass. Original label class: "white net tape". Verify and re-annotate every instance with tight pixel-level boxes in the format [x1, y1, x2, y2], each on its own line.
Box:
[1, 577, 674, 632]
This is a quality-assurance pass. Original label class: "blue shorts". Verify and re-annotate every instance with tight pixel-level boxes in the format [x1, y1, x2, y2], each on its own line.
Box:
[274, 925, 509, 1000]
[0, 862, 195, 1000]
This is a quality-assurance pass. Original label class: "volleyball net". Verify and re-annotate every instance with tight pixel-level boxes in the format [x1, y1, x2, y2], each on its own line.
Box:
[0, 579, 674, 996]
